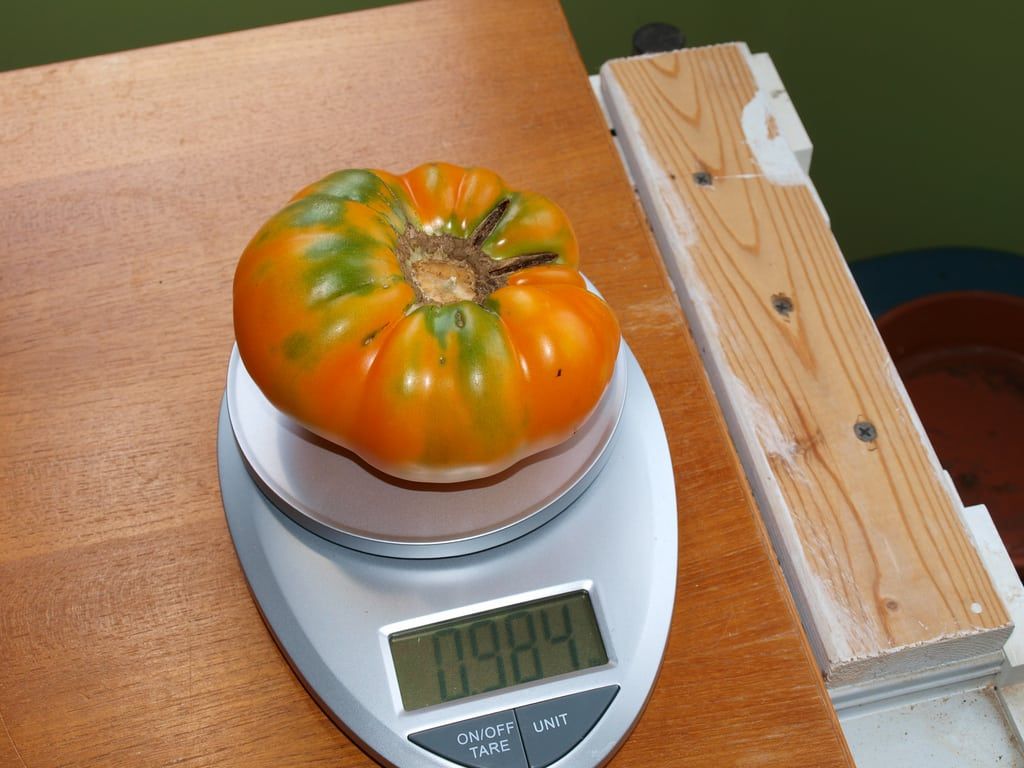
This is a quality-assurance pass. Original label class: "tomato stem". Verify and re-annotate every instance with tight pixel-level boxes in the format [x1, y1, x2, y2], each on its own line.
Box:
[470, 198, 510, 247]
[395, 199, 558, 306]
[487, 251, 559, 276]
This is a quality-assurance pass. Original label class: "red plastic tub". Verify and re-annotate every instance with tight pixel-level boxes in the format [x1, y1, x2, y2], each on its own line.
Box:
[878, 291, 1024, 574]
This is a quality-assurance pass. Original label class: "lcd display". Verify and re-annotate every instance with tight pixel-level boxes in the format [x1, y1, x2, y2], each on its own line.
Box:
[389, 591, 607, 711]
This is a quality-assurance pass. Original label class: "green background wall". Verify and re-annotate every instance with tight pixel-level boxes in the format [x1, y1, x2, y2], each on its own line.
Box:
[2, 1, 1021, 263]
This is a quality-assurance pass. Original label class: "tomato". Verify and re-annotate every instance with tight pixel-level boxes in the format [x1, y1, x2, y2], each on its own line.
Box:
[233, 162, 620, 482]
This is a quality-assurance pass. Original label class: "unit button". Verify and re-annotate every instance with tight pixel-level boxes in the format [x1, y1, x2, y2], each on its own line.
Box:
[515, 685, 619, 768]
[410, 709, 528, 768]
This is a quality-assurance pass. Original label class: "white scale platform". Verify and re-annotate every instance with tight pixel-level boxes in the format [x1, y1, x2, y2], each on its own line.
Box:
[218, 340, 677, 767]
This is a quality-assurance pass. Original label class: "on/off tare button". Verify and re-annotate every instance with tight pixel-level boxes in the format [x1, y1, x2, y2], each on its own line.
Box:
[515, 686, 619, 768]
[409, 709, 528, 768]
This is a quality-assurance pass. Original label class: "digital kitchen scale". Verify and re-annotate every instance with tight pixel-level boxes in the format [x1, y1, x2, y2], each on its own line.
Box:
[218, 337, 677, 767]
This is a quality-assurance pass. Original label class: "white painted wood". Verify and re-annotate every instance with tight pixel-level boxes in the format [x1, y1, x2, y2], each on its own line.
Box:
[748, 52, 814, 174]
[962, 503, 1024, 684]
[830, 651, 1004, 711]
[590, 73, 635, 187]
[589, 74, 609, 124]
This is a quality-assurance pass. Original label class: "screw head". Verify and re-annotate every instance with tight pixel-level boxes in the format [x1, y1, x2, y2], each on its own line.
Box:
[692, 171, 713, 186]
[854, 421, 878, 442]
[771, 294, 793, 316]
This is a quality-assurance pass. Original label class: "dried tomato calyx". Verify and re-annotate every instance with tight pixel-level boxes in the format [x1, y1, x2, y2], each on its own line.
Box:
[395, 199, 557, 306]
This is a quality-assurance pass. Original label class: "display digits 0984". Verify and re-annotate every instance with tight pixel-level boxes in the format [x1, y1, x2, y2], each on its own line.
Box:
[390, 591, 608, 711]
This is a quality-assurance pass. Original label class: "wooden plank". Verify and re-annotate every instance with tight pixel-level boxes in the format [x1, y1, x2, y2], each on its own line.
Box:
[602, 44, 1012, 686]
[0, 7, 852, 766]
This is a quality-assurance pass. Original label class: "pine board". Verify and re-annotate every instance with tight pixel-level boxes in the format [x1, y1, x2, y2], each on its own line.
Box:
[602, 44, 1011, 685]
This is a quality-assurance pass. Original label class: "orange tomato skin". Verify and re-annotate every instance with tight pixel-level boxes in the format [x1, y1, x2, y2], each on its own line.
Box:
[233, 163, 619, 482]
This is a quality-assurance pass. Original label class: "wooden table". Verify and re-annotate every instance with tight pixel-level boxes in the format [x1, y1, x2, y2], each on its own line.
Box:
[0, 1, 854, 765]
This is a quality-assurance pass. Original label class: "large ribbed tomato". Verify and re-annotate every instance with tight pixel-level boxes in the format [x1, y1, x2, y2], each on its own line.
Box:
[233, 162, 620, 482]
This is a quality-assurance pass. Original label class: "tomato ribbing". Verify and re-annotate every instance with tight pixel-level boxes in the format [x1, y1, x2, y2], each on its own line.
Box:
[233, 162, 620, 482]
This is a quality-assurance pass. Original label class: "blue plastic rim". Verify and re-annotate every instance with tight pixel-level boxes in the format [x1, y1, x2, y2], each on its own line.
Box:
[849, 247, 1024, 319]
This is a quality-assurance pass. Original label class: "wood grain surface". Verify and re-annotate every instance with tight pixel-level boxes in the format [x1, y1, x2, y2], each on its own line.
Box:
[603, 45, 1011, 686]
[0, 3, 852, 765]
